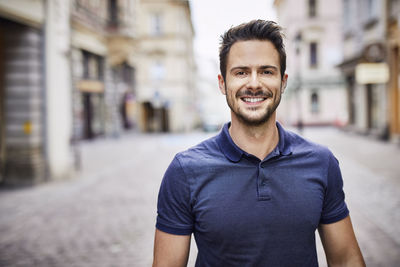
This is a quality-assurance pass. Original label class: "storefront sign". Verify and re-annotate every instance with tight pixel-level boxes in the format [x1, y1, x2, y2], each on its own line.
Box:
[77, 80, 104, 93]
[355, 63, 389, 84]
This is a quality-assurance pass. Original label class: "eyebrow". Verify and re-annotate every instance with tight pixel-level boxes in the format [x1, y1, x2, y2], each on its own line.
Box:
[230, 65, 279, 72]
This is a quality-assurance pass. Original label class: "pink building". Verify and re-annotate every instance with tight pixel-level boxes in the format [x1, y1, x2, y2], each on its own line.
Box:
[274, 0, 348, 127]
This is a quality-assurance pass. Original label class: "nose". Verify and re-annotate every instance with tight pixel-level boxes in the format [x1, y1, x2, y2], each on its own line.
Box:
[247, 72, 261, 90]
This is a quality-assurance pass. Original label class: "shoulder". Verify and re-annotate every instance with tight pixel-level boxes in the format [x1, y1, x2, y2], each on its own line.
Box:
[175, 134, 223, 167]
[170, 135, 225, 181]
[284, 128, 336, 163]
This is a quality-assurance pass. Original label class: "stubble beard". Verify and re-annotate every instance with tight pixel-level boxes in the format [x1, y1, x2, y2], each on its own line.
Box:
[225, 85, 282, 127]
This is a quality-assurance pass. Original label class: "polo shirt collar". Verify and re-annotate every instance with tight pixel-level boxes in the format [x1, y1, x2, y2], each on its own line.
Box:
[276, 121, 293, 156]
[217, 122, 243, 162]
[217, 121, 293, 162]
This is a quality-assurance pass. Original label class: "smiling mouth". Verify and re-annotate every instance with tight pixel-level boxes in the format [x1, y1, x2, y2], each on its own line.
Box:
[241, 97, 267, 103]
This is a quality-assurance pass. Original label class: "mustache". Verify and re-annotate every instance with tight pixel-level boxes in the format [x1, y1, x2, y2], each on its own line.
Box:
[236, 89, 273, 98]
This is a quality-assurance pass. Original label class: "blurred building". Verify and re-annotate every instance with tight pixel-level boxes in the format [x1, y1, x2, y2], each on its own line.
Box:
[0, 0, 197, 185]
[135, 0, 196, 132]
[338, 0, 400, 141]
[0, 0, 139, 186]
[0, 0, 72, 185]
[274, 0, 348, 127]
[70, 0, 138, 140]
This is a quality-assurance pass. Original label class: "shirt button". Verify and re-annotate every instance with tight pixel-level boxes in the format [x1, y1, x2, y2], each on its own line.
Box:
[261, 180, 267, 186]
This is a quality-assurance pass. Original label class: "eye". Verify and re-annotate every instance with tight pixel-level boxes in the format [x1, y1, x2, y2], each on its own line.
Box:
[235, 71, 246, 76]
[262, 70, 273, 75]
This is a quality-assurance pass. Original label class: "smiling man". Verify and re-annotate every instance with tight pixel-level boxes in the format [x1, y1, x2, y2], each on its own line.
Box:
[153, 20, 365, 267]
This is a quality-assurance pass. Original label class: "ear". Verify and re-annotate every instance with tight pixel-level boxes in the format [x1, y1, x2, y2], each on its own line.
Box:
[218, 74, 226, 95]
[281, 73, 288, 94]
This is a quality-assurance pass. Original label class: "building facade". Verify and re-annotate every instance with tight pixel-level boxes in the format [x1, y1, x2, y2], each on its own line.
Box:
[338, 0, 400, 140]
[0, 0, 196, 185]
[71, 0, 138, 140]
[0, 0, 140, 185]
[135, 0, 196, 132]
[0, 0, 73, 185]
[274, 0, 348, 127]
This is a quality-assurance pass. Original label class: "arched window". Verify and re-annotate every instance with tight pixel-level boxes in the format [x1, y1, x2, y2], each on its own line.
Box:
[311, 91, 319, 114]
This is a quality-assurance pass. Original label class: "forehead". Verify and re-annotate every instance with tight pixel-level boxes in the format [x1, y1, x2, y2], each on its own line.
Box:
[227, 40, 280, 69]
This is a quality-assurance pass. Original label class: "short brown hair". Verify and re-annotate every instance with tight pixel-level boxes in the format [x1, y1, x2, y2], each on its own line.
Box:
[219, 20, 286, 80]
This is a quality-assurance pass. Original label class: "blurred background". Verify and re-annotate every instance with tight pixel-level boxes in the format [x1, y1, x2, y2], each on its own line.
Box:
[0, 0, 399, 266]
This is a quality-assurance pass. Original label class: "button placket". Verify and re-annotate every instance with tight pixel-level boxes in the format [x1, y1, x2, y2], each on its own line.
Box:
[257, 163, 271, 201]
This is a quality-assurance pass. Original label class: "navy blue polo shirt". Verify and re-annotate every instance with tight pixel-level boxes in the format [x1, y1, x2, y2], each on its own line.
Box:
[156, 122, 349, 266]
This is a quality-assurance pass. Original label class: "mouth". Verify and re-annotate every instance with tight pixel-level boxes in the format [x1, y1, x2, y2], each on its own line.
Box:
[241, 97, 267, 104]
[237, 89, 272, 105]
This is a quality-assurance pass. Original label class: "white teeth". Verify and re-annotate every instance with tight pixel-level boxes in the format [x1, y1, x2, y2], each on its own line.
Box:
[243, 98, 264, 103]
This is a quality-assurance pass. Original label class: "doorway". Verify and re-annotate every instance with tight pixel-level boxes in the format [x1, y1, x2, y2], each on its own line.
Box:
[366, 84, 379, 130]
[82, 93, 105, 139]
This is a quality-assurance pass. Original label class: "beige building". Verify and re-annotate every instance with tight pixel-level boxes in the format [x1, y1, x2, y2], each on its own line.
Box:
[135, 0, 196, 132]
[0, 0, 196, 185]
[0, 0, 139, 185]
[274, 0, 348, 127]
[71, 0, 138, 140]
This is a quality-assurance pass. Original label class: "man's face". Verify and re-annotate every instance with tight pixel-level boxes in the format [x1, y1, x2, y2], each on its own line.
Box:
[218, 40, 288, 126]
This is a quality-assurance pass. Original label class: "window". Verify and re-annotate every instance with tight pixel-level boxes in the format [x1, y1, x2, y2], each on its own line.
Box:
[343, 0, 351, 26]
[151, 61, 165, 81]
[108, 0, 119, 27]
[311, 91, 319, 114]
[389, 0, 400, 20]
[367, 0, 378, 19]
[364, 0, 378, 28]
[343, 0, 353, 38]
[82, 51, 104, 80]
[122, 63, 135, 86]
[309, 0, 317, 17]
[151, 13, 163, 36]
[310, 42, 318, 68]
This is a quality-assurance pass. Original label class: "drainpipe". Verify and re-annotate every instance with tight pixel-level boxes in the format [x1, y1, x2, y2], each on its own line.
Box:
[68, 1, 81, 170]
[42, 0, 49, 181]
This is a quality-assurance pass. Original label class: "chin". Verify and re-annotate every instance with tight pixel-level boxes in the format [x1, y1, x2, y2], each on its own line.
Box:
[238, 115, 271, 126]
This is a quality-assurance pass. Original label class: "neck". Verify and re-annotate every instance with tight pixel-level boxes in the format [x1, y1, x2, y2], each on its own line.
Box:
[229, 114, 279, 160]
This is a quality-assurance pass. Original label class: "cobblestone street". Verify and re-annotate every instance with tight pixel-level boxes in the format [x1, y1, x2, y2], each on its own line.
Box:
[0, 127, 399, 266]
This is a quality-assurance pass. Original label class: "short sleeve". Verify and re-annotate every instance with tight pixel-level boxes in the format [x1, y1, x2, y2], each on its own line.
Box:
[156, 155, 194, 235]
[319, 153, 349, 224]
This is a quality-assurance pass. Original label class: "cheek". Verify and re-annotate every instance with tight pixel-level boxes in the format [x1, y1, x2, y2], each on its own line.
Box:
[225, 83, 239, 96]
[226, 77, 245, 89]
[227, 90, 236, 100]
[265, 81, 283, 93]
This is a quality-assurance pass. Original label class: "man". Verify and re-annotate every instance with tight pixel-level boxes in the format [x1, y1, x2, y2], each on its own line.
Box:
[153, 20, 365, 266]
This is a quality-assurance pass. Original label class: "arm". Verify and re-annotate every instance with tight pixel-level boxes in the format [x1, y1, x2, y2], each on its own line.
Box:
[318, 215, 365, 267]
[152, 229, 191, 267]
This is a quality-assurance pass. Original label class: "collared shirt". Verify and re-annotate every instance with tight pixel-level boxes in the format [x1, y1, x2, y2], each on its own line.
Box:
[156, 122, 349, 266]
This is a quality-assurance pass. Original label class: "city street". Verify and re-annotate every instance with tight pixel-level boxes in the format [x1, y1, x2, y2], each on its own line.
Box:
[0, 127, 399, 266]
